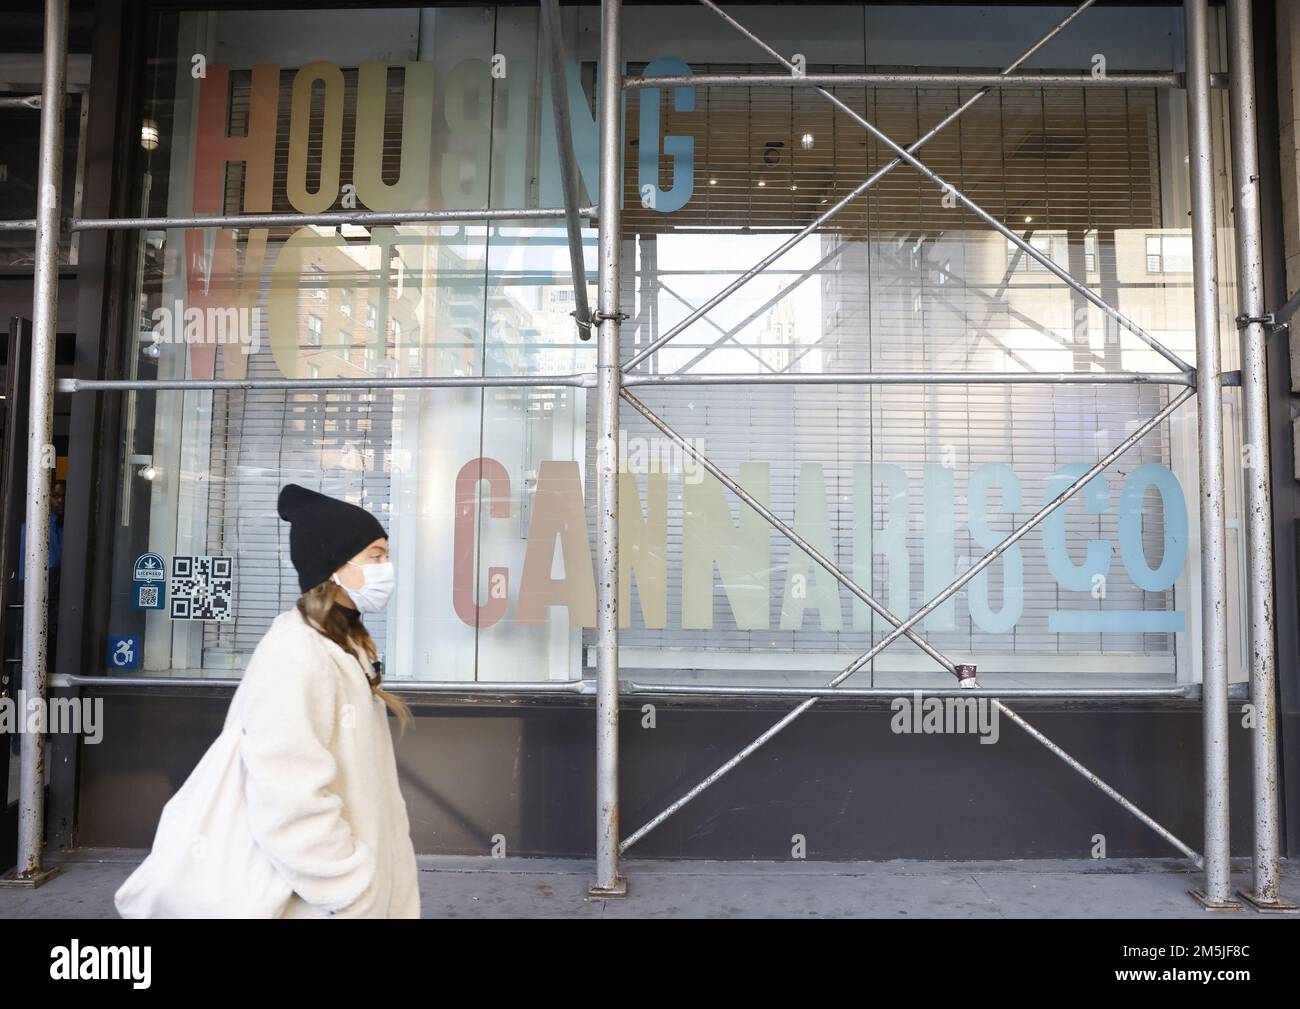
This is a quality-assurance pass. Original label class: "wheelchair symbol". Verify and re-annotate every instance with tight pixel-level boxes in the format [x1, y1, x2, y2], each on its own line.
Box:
[108, 636, 140, 670]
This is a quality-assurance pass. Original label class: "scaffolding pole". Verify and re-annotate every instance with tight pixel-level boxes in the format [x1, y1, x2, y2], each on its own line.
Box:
[2, 0, 67, 890]
[627, 684, 1202, 699]
[57, 375, 594, 393]
[55, 370, 1192, 394]
[590, 0, 627, 899]
[622, 371, 1194, 387]
[624, 71, 1185, 89]
[1184, 0, 1240, 912]
[70, 207, 593, 230]
[53, 673, 1197, 701]
[1226, 0, 1293, 912]
[540, 0, 596, 339]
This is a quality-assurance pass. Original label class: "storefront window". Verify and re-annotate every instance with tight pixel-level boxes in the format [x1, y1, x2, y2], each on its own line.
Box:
[106, 4, 1247, 690]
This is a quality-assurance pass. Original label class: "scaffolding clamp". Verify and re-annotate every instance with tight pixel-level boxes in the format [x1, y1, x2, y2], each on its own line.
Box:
[571, 311, 596, 341]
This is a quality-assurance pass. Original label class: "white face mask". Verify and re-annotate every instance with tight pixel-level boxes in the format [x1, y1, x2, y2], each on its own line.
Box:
[332, 559, 395, 613]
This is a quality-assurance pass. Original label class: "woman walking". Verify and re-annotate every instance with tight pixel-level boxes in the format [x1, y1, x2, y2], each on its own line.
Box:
[115, 483, 420, 918]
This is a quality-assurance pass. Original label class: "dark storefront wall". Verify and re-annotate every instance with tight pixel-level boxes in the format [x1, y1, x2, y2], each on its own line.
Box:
[12, 0, 1290, 861]
[77, 693, 1255, 859]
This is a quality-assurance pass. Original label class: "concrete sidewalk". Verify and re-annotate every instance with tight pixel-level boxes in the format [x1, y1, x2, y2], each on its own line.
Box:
[1, 848, 1297, 918]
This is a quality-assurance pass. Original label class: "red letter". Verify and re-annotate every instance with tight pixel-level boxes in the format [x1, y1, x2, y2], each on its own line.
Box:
[453, 458, 511, 627]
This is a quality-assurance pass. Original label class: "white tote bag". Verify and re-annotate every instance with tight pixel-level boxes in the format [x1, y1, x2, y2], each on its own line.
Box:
[114, 723, 295, 918]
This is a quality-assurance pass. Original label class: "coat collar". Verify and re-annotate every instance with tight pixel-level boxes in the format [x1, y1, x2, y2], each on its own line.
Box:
[284, 605, 374, 685]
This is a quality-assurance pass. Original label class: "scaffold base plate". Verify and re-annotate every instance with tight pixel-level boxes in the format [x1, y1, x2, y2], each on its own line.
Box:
[0, 865, 62, 889]
[1188, 888, 1245, 911]
[588, 875, 629, 899]
[1237, 889, 1300, 914]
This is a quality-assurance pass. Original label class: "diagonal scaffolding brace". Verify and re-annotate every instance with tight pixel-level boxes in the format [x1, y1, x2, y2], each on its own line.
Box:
[697, 0, 1192, 375]
[620, 386, 1201, 864]
[624, 0, 1191, 376]
[620, 0, 1103, 372]
[540, 0, 596, 340]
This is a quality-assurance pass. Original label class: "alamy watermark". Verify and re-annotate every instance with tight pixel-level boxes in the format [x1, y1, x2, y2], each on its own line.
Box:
[148, 301, 262, 355]
[890, 690, 1000, 744]
[619, 429, 705, 484]
[1, 690, 103, 744]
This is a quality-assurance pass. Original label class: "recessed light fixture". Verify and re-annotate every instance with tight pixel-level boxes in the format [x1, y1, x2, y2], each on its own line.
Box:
[791, 184, 798, 191]
[801, 132, 815, 150]
[758, 180, 766, 187]
[1024, 216, 1033, 223]
[709, 177, 718, 185]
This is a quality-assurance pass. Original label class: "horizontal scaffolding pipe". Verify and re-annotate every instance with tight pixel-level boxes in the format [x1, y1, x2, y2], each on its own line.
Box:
[0, 220, 38, 232]
[56, 673, 592, 694]
[625, 682, 1199, 699]
[67, 206, 597, 232]
[0, 95, 42, 109]
[624, 71, 1185, 90]
[622, 370, 1195, 387]
[56, 374, 594, 393]
[52, 673, 1199, 701]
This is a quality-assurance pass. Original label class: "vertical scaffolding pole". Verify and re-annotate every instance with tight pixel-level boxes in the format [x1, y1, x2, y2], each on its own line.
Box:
[1185, 0, 1239, 911]
[590, 0, 627, 898]
[1227, 0, 1292, 912]
[13, 0, 68, 886]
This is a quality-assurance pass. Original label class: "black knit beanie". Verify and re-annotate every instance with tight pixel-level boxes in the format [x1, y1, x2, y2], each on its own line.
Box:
[277, 483, 388, 593]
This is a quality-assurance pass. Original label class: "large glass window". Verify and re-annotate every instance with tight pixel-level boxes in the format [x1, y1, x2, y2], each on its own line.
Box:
[106, 4, 1248, 691]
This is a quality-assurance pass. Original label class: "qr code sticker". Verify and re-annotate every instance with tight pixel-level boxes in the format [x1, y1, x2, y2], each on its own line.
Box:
[169, 555, 234, 621]
[138, 586, 159, 607]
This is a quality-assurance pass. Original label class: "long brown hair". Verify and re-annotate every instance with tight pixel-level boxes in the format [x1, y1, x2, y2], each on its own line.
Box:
[296, 581, 413, 735]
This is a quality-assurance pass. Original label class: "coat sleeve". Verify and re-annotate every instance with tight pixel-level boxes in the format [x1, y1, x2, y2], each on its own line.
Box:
[237, 625, 375, 913]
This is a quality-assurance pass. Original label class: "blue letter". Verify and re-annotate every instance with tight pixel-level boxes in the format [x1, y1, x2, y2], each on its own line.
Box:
[967, 463, 1023, 633]
[637, 57, 694, 214]
[1042, 463, 1111, 592]
[1118, 463, 1187, 591]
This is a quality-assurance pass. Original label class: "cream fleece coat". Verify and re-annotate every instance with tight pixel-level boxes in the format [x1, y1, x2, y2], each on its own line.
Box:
[223, 606, 420, 918]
